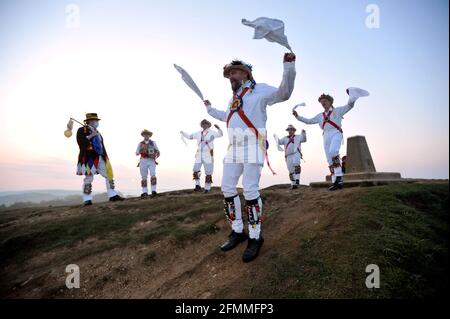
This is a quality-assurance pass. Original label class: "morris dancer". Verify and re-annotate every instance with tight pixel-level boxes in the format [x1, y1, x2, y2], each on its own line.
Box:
[136, 129, 160, 197]
[293, 88, 369, 190]
[204, 52, 296, 262]
[275, 125, 306, 189]
[180, 120, 223, 193]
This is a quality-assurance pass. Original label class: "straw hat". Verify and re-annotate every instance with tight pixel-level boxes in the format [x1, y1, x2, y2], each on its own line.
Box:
[141, 129, 153, 137]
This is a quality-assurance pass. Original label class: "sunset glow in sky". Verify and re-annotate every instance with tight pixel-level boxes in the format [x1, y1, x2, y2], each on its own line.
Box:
[0, 0, 448, 195]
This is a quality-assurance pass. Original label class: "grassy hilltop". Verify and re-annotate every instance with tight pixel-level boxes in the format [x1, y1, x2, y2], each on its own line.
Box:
[0, 182, 448, 298]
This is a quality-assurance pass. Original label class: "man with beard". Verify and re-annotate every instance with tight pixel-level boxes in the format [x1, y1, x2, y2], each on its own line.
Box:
[203, 52, 296, 262]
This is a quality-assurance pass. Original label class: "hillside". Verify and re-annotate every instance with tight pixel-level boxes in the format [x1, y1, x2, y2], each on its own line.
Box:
[0, 182, 448, 299]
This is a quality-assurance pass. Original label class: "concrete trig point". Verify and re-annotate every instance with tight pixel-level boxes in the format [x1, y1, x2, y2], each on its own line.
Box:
[311, 135, 405, 188]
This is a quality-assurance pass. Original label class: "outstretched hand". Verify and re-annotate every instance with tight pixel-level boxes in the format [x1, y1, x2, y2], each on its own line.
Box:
[203, 100, 211, 107]
[292, 110, 298, 117]
[214, 124, 220, 130]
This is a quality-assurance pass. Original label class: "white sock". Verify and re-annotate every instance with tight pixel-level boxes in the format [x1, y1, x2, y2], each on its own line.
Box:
[230, 195, 243, 233]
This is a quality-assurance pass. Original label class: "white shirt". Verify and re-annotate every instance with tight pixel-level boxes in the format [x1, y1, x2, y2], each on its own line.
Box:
[181, 128, 223, 154]
[278, 132, 306, 157]
[206, 61, 296, 164]
[295, 100, 354, 134]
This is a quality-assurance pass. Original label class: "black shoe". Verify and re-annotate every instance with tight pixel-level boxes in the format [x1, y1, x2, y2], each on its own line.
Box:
[151, 191, 157, 196]
[242, 237, 264, 263]
[329, 176, 344, 191]
[291, 184, 298, 190]
[141, 192, 148, 198]
[109, 195, 125, 202]
[194, 185, 202, 192]
[84, 200, 93, 206]
[220, 230, 248, 252]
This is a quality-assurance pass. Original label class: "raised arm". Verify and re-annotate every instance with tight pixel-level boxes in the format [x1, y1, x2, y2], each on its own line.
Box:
[299, 129, 307, 143]
[263, 53, 297, 106]
[334, 98, 355, 117]
[212, 124, 223, 138]
[204, 100, 227, 122]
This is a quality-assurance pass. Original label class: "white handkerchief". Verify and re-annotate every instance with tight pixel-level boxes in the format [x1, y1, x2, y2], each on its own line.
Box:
[242, 17, 292, 52]
[174, 64, 204, 101]
[180, 133, 188, 147]
[292, 102, 306, 112]
[347, 87, 370, 103]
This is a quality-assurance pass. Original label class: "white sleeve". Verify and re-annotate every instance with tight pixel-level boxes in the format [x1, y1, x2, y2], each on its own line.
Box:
[206, 105, 227, 122]
[212, 128, 223, 138]
[296, 113, 322, 125]
[300, 131, 307, 143]
[335, 99, 355, 117]
[181, 131, 194, 139]
[262, 61, 296, 106]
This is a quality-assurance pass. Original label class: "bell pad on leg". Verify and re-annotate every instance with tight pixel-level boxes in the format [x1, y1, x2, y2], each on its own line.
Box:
[223, 194, 238, 222]
[245, 198, 263, 226]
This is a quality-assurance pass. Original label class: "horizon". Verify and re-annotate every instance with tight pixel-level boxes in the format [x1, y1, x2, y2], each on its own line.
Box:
[0, 0, 448, 195]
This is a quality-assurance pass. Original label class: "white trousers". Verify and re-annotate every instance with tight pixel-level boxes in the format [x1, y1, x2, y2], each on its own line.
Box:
[222, 162, 262, 239]
[323, 131, 343, 182]
[285, 152, 301, 185]
[193, 152, 214, 190]
[82, 157, 117, 202]
[140, 158, 157, 193]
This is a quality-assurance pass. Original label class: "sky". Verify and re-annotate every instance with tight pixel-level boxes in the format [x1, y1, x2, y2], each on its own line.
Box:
[0, 0, 448, 195]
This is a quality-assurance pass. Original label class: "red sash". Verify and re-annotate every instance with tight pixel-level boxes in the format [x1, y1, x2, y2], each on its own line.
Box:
[226, 87, 250, 126]
[322, 110, 343, 133]
[226, 87, 276, 175]
[200, 130, 214, 159]
[285, 136, 303, 159]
